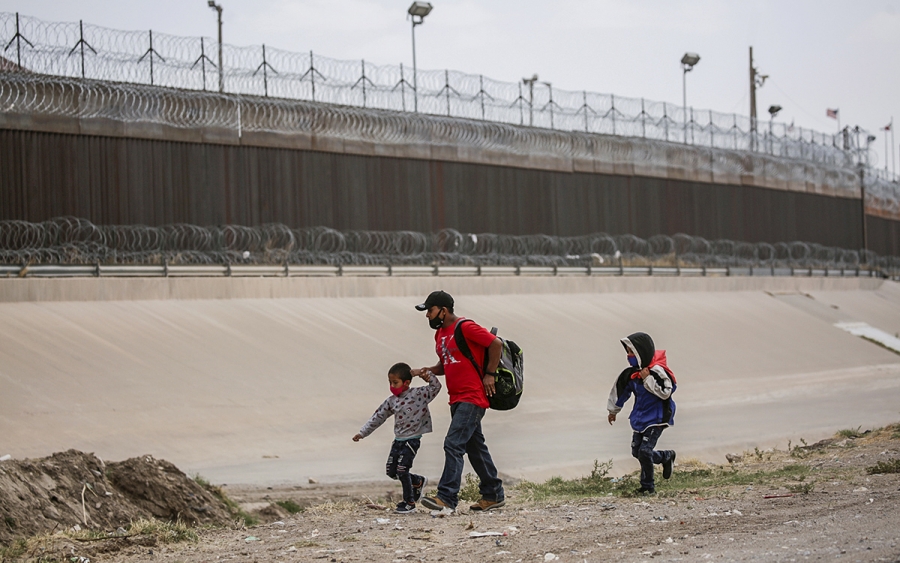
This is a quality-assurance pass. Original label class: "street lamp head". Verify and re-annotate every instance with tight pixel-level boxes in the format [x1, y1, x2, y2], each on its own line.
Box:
[208, 0, 222, 11]
[408, 2, 433, 18]
[681, 52, 700, 68]
[522, 74, 538, 84]
[768, 104, 782, 117]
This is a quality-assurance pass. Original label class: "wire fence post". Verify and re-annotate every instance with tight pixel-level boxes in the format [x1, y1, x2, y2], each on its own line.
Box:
[3, 13, 33, 70]
[640, 98, 646, 139]
[191, 37, 216, 91]
[733, 114, 738, 150]
[663, 103, 669, 142]
[67, 20, 96, 79]
[610, 94, 616, 136]
[253, 44, 277, 97]
[445, 70, 450, 116]
[351, 59, 375, 108]
[137, 30, 164, 86]
[392, 63, 413, 112]
[299, 51, 325, 102]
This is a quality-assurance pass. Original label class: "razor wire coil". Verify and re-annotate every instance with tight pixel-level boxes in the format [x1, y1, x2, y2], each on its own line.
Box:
[2, 218, 898, 274]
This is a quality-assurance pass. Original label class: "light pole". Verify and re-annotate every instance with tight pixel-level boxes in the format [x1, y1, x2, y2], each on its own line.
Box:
[681, 52, 700, 144]
[407, 2, 433, 113]
[768, 104, 781, 154]
[207, 1, 224, 92]
[522, 74, 538, 126]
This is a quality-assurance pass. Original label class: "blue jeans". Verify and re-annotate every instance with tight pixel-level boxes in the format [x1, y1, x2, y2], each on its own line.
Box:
[436, 402, 504, 508]
[631, 425, 671, 490]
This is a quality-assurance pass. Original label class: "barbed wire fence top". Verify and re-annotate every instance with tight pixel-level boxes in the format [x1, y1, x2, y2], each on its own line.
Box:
[1, 218, 898, 275]
[2, 11, 895, 173]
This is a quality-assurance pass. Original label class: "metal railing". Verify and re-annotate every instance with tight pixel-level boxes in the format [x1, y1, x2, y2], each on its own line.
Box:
[0, 262, 887, 280]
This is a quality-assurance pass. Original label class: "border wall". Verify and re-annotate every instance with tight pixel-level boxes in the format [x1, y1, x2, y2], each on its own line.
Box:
[1, 74, 898, 255]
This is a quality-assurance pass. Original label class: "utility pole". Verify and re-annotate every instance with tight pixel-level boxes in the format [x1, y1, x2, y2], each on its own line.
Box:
[208, 1, 224, 92]
[749, 47, 767, 150]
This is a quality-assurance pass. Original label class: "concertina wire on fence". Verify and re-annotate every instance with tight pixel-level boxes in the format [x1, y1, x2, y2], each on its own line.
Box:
[1, 12, 892, 171]
[2, 218, 898, 274]
[2, 12, 899, 215]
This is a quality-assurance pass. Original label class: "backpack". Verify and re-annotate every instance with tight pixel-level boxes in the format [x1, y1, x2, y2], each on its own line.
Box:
[453, 319, 524, 410]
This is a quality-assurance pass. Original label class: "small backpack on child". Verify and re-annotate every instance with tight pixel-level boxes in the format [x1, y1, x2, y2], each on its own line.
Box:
[453, 319, 524, 411]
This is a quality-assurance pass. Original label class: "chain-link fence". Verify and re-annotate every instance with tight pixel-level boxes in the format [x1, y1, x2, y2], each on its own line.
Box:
[1, 11, 888, 170]
[2, 218, 898, 277]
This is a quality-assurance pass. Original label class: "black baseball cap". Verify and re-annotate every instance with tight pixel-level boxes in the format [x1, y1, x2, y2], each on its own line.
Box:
[415, 290, 454, 311]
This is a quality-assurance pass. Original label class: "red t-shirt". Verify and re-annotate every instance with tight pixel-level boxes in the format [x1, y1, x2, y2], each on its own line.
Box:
[434, 318, 497, 409]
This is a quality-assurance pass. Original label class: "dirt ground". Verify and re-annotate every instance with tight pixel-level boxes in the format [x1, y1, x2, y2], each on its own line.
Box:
[4, 426, 900, 563]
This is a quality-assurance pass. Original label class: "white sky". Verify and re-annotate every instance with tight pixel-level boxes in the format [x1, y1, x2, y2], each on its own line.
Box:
[2, 0, 898, 172]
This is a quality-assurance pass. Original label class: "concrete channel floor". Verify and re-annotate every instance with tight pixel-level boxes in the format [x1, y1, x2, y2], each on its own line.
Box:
[0, 277, 898, 486]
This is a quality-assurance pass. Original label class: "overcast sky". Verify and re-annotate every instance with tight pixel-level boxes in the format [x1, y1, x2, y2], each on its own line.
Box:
[2, 0, 898, 172]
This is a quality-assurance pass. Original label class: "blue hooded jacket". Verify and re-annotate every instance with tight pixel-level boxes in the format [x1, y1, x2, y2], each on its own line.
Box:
[607, 332, 677, 432]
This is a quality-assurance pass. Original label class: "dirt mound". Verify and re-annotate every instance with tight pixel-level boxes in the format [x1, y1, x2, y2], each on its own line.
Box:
[0, 450, 232, 546]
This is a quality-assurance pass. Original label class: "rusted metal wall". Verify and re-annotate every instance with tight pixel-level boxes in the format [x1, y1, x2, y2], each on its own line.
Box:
[1, 129, 895, 254]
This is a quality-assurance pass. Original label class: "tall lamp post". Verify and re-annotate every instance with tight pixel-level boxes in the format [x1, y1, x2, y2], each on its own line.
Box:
[207, 1, 224, 92]
[681, 52, 700, 144]
[768, 104, 782, 155]
[407, 2, 433, 113]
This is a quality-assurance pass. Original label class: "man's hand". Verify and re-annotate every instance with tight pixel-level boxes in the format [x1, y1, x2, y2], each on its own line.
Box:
[418, 370, 432, 382]
[608, 412, 617, 425]
[410, 368, 425, 377]
[352, 434, 362, 442]
[483, 374, 496, 397]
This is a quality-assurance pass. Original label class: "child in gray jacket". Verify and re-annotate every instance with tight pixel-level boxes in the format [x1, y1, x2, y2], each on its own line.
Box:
[353, 362, 442, 513]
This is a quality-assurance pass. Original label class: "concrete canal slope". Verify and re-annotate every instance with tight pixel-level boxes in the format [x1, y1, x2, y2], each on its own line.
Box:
[0, 276, 898, 485]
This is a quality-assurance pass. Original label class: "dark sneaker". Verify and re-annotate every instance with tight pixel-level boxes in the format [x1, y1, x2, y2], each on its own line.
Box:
[413, 476, 428, 503]
[663, 451, 676, 480]
[395, 501, 416, 514]
[469, 498, 506, 511]
[420, 496, 454, 512]
[635, 486, 656, 496]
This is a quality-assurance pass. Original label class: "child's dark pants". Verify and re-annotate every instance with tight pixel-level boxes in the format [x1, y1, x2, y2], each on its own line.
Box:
[631, 426, 672, 490]
[386, 438, 425, 504]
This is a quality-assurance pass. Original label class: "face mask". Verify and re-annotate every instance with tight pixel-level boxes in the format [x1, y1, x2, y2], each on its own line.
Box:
[429, 310, 444, 330]
[628, 355, 639, 368]
[390, 383, 409, 396]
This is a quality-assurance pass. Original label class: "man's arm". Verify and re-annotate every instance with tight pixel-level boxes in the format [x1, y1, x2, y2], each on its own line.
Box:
[482, 337, 502, 397]
[412, 363, 444, 377]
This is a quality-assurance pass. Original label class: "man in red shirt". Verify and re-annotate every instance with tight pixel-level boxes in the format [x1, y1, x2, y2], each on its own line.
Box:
[411, 290, 506, 512]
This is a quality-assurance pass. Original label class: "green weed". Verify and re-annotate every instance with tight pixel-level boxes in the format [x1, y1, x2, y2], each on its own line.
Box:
[275, 499, 304, 514]
[459, 473, 481, 502]
[866, 459, 900, 475]
[204, 484, 258, 527]
[837, 426, 866, 439]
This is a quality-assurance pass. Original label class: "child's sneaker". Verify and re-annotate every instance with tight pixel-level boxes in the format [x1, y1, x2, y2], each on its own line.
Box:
[412, 476, 428, 502]
[663, 451, 676, 479]
[395, 501, 416, 514]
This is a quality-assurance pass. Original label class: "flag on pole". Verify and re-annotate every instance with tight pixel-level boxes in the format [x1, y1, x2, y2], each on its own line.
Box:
[826, 108, 839, 119]
[883, 122, 892, 131]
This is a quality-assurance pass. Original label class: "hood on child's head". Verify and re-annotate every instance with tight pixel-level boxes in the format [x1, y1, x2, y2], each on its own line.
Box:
[621, 332, 655, 369]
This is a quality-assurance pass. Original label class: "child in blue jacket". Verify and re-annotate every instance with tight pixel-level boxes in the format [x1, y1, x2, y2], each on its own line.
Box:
[607, 332, 677, 494]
